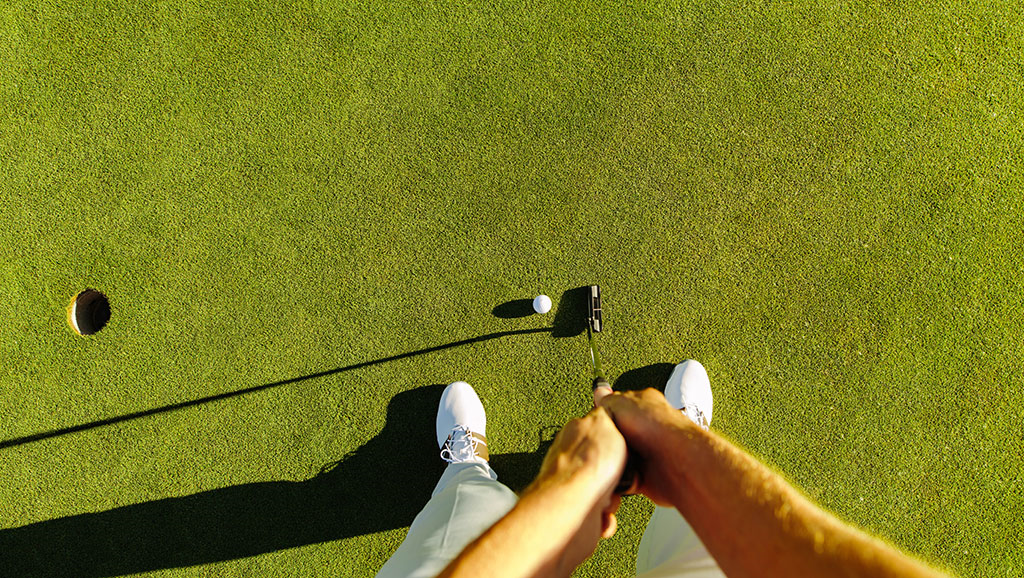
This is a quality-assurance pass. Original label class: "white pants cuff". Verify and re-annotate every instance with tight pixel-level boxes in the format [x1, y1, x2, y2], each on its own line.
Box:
[635, 505, 725, 578]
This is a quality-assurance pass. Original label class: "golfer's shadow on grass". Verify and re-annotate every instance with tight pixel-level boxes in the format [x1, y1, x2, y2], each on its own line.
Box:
[0, 384, 553, 578]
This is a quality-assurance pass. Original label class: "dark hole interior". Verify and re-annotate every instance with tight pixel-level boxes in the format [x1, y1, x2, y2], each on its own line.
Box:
[74, 290, 111, 335]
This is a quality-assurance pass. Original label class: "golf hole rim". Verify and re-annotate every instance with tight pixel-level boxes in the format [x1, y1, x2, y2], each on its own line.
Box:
[67, 289, 111, 336]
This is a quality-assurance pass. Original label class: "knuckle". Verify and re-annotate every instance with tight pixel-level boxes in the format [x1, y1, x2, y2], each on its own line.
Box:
[563, 418, 584, 435]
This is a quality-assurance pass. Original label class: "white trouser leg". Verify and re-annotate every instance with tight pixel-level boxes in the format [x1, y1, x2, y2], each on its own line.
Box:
[375, 461, 518, 578]
[634, 506, 726, 578]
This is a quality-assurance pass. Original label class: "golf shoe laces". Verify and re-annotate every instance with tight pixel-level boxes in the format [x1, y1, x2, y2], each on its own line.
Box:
[683, 403, 710, 431]
[440, 425, 486, 463]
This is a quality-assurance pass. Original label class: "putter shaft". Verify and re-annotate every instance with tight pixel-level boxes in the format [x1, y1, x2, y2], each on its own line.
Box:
[587, 285, 608, 389]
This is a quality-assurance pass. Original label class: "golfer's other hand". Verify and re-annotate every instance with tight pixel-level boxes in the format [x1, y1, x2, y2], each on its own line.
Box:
[598, 388, 698, 507]
[528, 406, 628, 572]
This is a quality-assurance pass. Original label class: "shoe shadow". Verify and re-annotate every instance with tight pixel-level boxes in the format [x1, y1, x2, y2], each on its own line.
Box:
[0, 385, 552, 577]
[613, 363, 676, 393]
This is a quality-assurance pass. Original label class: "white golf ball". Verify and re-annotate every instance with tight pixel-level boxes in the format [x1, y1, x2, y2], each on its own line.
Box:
[532, 294, 552, 314]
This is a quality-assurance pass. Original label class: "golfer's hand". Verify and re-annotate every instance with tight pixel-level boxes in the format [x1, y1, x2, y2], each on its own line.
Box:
[598, 388, 698, 507]
[525, 407, 628, 574]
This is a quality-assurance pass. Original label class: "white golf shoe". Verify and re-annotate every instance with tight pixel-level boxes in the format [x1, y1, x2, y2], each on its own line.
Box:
[665, 360, 713, 430]
[436, 381, 489, 463]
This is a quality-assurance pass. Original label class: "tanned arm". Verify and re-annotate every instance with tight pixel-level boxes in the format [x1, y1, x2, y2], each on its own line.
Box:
[600, 388, 951, 578]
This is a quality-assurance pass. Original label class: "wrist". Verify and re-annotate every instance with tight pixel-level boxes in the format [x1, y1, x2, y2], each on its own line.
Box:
[657, 414, 706, 506]
[659, 414, 716, 508]
[526, 461, 606, 508]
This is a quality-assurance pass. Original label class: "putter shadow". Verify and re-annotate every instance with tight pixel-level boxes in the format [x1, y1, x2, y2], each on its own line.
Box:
[0, 386, 555, 577]
[551, 286, 590, 338]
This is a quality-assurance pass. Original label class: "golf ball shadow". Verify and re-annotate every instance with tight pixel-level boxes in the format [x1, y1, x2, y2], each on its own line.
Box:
[491, 299, 535, 319]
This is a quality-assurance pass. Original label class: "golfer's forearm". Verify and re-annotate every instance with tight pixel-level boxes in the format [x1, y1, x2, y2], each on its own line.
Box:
[665, 422, 948, 578]
[437, 474, 594, 578]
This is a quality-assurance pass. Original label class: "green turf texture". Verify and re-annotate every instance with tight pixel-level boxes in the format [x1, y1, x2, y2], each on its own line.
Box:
[2, 0, 1022, 576]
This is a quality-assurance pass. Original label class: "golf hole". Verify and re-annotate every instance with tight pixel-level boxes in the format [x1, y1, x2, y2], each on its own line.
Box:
[68, 289, 111, 336]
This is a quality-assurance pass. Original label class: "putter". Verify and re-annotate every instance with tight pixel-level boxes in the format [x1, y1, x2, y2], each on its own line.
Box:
[585, 284, 637, 494]
[587, 285, 610, 392]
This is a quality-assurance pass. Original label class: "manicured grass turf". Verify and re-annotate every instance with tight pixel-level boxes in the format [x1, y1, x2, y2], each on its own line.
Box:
[2, 1, 1022, 576]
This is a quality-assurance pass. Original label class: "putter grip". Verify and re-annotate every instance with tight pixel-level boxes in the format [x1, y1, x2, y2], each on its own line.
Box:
[615, 457, 639, 495]
[590, 377, 639, 494]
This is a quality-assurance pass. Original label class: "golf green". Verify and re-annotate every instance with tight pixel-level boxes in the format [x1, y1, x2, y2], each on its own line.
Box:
[1, 1, 1021, 576]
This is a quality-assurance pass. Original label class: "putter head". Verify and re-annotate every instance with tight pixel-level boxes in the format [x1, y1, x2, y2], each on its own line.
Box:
[587, 285, 602, 333]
